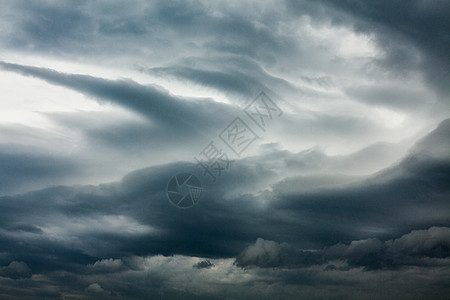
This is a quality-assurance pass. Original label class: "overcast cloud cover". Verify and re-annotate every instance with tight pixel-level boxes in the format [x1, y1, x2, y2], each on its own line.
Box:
[0, 0, 449, 299]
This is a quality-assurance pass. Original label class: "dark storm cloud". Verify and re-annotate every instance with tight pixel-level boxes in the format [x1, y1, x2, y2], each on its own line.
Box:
[142, 0, 300, 64]
[324, 228, 450, 270]
[0, 123, 90, 195]
[40, 110, 170, 157]
[1, 0, 448, 102]
[87, 258, 126, 274]
[0, 61, 289, 196]
[0, 116, 174, 196]
[0, 122, 448, 297]
[234, 238, 324, 268]
[267, 118, 450, 247]
[1, 0, 93, 53]
[0, 119, 448, 279]
[235, 226, 450, 270]
[0, 0, 449, 298]
[0, 60, 411, 195]
[0, 261, 32, 280]
[0, 0, 299, 67]
[0, 61, 236, 136]
[0, 150, 80, 196]
[272, 153, 450, 246]
[304, 0, 450, 97]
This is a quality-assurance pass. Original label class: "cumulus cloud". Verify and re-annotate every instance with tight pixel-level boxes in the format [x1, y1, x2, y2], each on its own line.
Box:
[331, 227, 450, 270]
[387, 227, 450, 258]
[235, 238, 323, 268]
[0, 261, 32, 280]
[86, 282, 105, 293]
[236, 227, 450, 271]
[235, 238, 291, 268]
[88, 258, 125, 273]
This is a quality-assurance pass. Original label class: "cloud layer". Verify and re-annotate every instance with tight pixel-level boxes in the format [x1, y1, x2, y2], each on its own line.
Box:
[0, 0, 449, 299]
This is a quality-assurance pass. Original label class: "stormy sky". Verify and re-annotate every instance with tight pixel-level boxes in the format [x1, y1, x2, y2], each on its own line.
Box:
[0, 0, 449, 299]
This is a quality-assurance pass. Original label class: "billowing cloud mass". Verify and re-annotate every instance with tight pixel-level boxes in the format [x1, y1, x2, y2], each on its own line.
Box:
[0, 261, 32, 280]
[0, 0, 449, 299]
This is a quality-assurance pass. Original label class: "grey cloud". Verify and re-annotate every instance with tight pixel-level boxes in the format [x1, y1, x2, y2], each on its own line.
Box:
[236, 227, 450, 270]
[281, 140, 408, 176]
[0, 61, 235, 135]
[150, 66, 262, 99]
[0, 150, 81, 196]
[0, 147, 448, 295]
[235, 238, 324, 268]
[278, 112, 404, 158]
[411, 118, 450, 159]
[1, 1, 93, 54]
[86, 282, 105, 293]
[39, 110, 185, 160]
[0, 119, 446, 279]
[1, 255, 448, 299]
[1, 0, 448, 104]
[0, 123, 90, 195]
[345, 84, 434, 111]
[193, 260, 214, 269]
[0, 62, 242, 195]
[387, 226, 450, 258]
[312, 0, 450, 97]
[272, 153, 450, 248]
[235, 238, 291, 268]
[0, 1, 448, 298]
[88, 259, 125, 274]
[332, 226, 450, 270]
[7, 224, 43, 234]
[0, 0, 299, 67]
[0, 261, 32, 280]
[147, 55, 310, 101]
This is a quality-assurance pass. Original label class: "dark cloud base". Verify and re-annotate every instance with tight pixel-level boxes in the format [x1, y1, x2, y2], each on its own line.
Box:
[0, 119, 449, 299]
